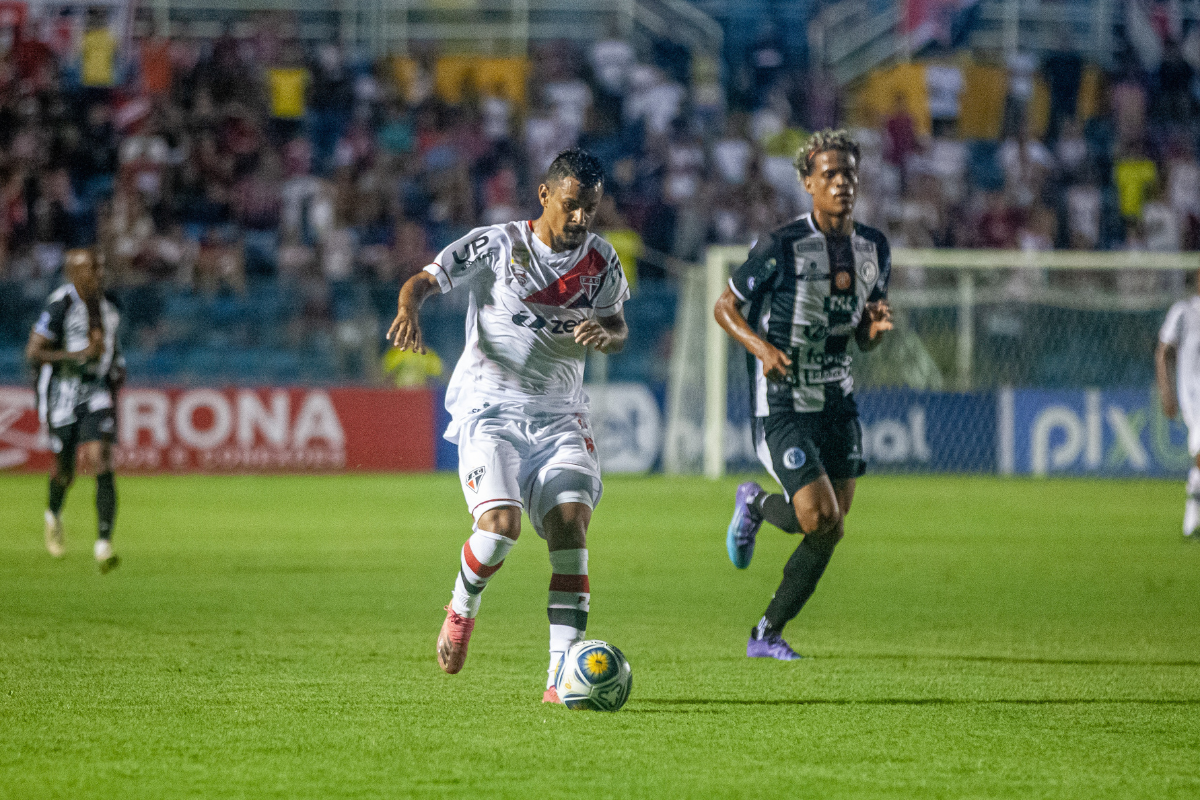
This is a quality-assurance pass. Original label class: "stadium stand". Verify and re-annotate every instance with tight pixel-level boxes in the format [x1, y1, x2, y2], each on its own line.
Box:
[0, 0, 1197, 399]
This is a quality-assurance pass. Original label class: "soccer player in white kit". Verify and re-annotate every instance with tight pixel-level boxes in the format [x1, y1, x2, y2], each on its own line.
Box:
[1157, 283, 1200, 540]
[388, 149, 630, 702]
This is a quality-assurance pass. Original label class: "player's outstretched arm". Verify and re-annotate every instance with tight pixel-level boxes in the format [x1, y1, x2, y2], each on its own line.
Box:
[574, 309, 628, 354]
[1157, 341, 1179, 418]
[388, 271, 440, 354]
[713, 287, 792, 382]
[855, 300, 893, 352]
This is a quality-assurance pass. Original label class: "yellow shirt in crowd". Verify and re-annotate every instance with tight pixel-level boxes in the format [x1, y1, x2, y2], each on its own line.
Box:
[1114, 158, 1158, 219]
[81, 28, 116, 88]
[269, 68, 309, 119]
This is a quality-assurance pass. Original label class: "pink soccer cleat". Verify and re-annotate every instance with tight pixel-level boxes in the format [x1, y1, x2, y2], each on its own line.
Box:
[436, 605, 475, 674]
[542, 686, 564, 704]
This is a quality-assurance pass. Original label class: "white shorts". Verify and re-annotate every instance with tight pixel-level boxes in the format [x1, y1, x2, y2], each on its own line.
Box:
[1184, 405, 1200, 457]
[456, 404, 603, 538]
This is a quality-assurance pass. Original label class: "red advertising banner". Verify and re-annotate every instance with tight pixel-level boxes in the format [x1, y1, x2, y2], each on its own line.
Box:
[0, 386, 436, 473]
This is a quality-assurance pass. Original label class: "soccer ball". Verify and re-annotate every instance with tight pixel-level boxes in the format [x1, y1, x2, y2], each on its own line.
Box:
[555, 640, 632, 712]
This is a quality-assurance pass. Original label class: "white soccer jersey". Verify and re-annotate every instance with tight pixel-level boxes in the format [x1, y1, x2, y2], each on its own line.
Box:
[1160, 296, 1200, 432]
[424, 221, 630, 442]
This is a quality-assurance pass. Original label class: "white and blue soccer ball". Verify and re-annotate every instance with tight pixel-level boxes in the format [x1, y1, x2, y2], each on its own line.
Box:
[555, 640, 632, 712]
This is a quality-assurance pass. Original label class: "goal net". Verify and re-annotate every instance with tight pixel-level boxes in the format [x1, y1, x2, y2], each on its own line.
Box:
[664, 246, 1200, 479]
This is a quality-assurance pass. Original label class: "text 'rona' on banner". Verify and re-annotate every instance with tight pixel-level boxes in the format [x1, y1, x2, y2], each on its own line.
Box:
[0, 386, 437, 473]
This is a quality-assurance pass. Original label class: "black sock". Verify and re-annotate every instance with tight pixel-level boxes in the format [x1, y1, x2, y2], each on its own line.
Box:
[750, 616, 775, 640]
[48, 476, 69, 515]
[752, 493, 802, 534]
[96, 472, 116, 540]
[763, 535, 838, 631]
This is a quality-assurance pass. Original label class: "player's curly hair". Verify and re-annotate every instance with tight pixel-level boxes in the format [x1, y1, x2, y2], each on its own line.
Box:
[545, 148, 605, 189]
[794, 129, 861, 177]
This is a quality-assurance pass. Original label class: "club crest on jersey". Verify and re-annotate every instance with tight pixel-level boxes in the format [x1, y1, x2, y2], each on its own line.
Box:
[465, 467, 486, 492]
[858, 260, 879, 286]
[581, 275, 602, 300]
[513, 268, 529, 286]
[835, 271, 852, 290]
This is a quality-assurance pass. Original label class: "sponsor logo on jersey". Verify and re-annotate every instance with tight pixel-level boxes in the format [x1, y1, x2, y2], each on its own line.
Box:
[859, 259, 879, 286]
[853, 239, 876, 255]
[522, 249, 608, 309]
[512, 241, 531, 269]
[782, 447, 806, 470]
[511, 313, 581, 335]
[466, 466, 485, 492]
[824, 295, 859, 314]
[797, 259, 830, 281]
[804, 350, 852, 369]
[453, 235, 492, 266]
[802, 322, 854, 341]
[801, 364, 851, 385]
[794, 239, 825, 254]
[804, 323, 830, 341]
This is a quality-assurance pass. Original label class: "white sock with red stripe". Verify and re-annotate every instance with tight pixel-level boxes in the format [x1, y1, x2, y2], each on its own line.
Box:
[450, 528, 515, 619]
[546, 548, 589, 689]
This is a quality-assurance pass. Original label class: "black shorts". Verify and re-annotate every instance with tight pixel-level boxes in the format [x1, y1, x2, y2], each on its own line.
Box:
[50, 406, 116, 459]
[754, 398, 865, 501]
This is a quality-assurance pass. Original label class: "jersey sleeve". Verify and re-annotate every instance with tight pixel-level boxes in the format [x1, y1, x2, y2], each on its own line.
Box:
[728, 235, 781, 302]
[31, 292, 69, 346]
[594, 250, 631, 315]
[869, 234, 891, 302]
[423, 227, 506, 293]
[1160, 301, 1187, 345]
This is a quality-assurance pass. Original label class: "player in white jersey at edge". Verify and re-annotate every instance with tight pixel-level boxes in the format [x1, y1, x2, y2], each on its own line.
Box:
[1156, 278, 1200, 540]
[388, 149, 630, 702]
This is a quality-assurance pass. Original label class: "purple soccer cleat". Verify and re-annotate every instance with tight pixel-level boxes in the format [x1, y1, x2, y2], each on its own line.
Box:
[747, 631, 803, 661]
[726, 481, 764, 569]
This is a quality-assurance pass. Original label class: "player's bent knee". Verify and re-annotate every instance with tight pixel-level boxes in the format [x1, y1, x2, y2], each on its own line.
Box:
[797, 508, 842, 539]
[477, 506, 522, 539]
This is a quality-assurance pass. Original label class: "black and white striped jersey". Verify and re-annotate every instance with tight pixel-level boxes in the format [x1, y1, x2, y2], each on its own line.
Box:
[31, 283, 123, 429]
[729, 214, 891, 416]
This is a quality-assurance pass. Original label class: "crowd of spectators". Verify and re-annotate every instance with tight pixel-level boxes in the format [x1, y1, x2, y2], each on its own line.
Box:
[861, 34, 1200, 295]
[1, 9, 1198, 384]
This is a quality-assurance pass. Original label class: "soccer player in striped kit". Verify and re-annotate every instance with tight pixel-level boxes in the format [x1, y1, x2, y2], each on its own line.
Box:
[388, 149, 630, 701]
[26, 248, 124, 572]
[714, 130, 893, 660]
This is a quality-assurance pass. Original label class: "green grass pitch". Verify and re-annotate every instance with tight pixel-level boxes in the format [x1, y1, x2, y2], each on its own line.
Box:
[2, 472, 1199, 799]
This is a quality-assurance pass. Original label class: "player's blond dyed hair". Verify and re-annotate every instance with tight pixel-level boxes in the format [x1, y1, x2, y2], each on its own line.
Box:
[794, 129, 861, 177]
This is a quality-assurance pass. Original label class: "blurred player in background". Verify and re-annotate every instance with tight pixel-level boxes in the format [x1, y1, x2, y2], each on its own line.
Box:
[714, 130, 893, 660]
[26, 248, 125, 572]
[1156, 278, 1200, 540]
[388, 148, 630, 702]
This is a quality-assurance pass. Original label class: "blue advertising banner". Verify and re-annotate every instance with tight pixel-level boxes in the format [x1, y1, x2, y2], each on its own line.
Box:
[724, 388, 996, 474]
[435, 384, 1188, 478]
[857, 390, 996, 473]
[1003, 388, 1190, 478]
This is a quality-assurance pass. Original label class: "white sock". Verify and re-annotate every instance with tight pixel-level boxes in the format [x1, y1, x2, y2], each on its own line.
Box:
[1186, 468, 1200, 536]
[547, 548, 589, 688]
[94, 539, 112, 560]
[450, 529, 515, 619]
